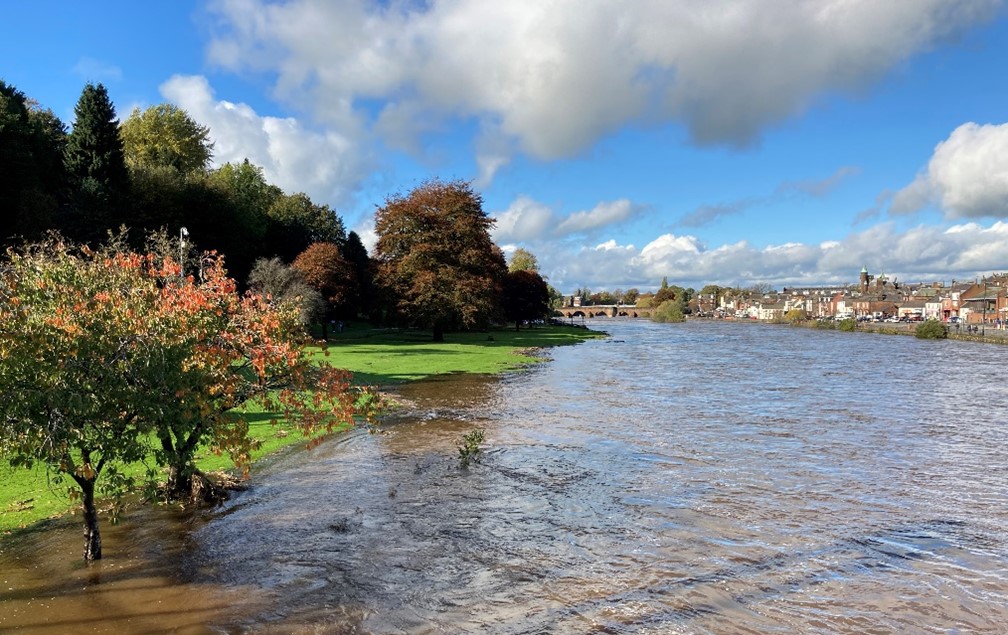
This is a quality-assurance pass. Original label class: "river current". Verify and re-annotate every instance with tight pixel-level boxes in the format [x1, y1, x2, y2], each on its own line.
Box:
[3, 319, 1007, 633]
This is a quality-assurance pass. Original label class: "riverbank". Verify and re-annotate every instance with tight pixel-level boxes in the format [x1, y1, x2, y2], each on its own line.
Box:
[0, 324, 603, 534]
[683, 315, 1008, 345]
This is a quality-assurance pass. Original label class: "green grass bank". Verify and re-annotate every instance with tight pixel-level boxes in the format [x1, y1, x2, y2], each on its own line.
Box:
[1, 324, 601, 533]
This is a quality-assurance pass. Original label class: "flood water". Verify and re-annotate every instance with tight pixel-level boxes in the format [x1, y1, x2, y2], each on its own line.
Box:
[3, 319, 1008, 633]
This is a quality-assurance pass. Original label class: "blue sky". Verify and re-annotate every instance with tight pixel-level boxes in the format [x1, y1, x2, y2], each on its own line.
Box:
[5, 0, 1008, 292]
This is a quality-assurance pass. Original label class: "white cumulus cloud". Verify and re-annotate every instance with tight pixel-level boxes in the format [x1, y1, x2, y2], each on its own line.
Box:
[892, 122, 1008, 218]
[205, 0, 1001, 167]
[159, 74, 370, 207]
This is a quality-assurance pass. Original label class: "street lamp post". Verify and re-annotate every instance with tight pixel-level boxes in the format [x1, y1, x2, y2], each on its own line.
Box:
[179, 227, 188, 280]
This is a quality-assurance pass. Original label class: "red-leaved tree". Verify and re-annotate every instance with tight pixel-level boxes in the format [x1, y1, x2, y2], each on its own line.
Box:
[0, 235, 374, 561]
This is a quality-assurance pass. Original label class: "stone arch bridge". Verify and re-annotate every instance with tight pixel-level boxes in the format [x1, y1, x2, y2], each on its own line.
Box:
[555, 304, 654, 319]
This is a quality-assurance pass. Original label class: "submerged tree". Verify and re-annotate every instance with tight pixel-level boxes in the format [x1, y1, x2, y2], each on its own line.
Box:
[374, 179, 506, 341]
[0, 238, 174, 560]
[0, 235, 373, 561]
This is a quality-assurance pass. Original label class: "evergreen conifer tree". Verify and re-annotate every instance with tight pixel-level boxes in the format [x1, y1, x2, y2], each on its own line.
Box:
[64, 83, 128, 240]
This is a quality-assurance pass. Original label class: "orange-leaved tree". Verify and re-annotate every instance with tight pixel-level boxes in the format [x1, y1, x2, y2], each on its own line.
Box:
[0, 235, 374, 561]
[292, 241, 357, 336]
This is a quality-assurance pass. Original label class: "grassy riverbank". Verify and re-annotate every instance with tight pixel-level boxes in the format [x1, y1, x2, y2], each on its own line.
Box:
[0, 324, 601, 533]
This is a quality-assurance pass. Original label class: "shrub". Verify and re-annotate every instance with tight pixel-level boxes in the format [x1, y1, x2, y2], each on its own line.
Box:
[838, 318, 857, 332]
[458, 428, 485, 469]
[651, 299, 685, 323]
[785, 308, 808, 325]
[915, 319, 948, 339]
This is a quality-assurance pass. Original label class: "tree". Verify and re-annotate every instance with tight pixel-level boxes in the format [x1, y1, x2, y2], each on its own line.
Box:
[591, 290, 616, 305]
[785, 308, 808, 324]
[547, 284, 565, 310]
[0, 237, 176, 560]
[342, 230, 375, 320]
[120, 104, 213, 174]
[265, 192, 346, 263]
[247, 256, 325, 328]
[146, 249, 368, 501]
[915, 319, 948, 339]
[748, 282, 774, 296]
[0, 82, 67, 244]
[292, 242, 356, 335]
[501, 269, 550, 330]
[202, 160, 280, 283]
[0, 236, 371, 561]
[374, 179, 506, 341]
[653, 278, 676, 305]
[623, 288, 640, 305]
[63, 83, 128, 240]
[651, 299, 685, 323]
[508, 247, 539, 273]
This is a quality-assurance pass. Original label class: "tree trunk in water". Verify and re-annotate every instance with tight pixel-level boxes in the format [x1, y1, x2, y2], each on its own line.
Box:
[166, 462, 227, 503]
[80, 479, 102, 561]
[433, 324, 444, 342]
[166, 463, 189, 499]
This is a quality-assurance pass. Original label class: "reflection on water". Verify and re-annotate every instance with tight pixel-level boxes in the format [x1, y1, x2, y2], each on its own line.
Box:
[3, 319, 1008, 633]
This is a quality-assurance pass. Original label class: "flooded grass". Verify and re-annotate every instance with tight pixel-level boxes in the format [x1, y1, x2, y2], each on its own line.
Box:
[0, 325, 601, 532]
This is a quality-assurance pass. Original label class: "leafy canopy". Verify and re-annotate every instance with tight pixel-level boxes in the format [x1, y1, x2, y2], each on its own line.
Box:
[374, 179, 506, 340]
[121, 103, 213, 174]
[0, 235, 374, 560]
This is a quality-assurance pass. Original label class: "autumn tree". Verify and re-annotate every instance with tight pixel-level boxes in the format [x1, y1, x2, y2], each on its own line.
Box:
[121, 103, 213, 174]
[145, 249, 367, 501]
[374, 179, 507, 341]
[653, 277, 676, 305]
[0, 236, 371, 561]
[0, 237, 176, 560]
[292, 242, 356, 336]
[785, 308, 808, 324]
[508, 247, 539, 273]
[501, 269, 550, 330]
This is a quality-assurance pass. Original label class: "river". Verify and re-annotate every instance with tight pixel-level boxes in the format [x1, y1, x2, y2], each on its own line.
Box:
[3, 319, 1007, 633]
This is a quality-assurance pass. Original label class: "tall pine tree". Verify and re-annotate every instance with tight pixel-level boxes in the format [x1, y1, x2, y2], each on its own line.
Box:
[64, 82, 128, 241]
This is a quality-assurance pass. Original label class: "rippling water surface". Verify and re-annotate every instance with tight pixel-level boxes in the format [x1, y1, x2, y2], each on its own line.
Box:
[4, 319, 1008, 633]
[191, 319, 1008, 633]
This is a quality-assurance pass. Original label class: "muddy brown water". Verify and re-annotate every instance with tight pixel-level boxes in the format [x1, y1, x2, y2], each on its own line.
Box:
[3, 319, 1008, 633]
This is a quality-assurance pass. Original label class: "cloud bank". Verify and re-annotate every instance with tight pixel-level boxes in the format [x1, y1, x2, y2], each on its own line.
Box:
[205, 0, 1001, 171]
[533, 220, 1008, 291]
